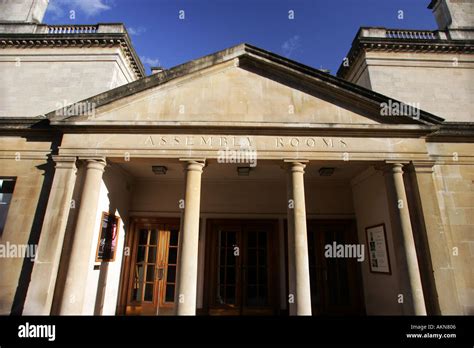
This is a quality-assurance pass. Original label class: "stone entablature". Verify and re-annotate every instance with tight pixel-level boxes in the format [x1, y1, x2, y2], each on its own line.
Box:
[337, 26, 474, 79]
[0, 23, 144, 79]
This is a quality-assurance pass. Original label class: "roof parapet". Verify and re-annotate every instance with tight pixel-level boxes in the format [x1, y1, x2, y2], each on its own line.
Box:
[0, 22, 145, 79]
[337, 26, 474, 78]
[0, 22, 127, 34]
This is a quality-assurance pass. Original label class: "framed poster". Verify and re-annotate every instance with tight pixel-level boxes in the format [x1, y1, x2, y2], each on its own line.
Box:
[365, 223, 391, 274]
[95, 212, 120, 262]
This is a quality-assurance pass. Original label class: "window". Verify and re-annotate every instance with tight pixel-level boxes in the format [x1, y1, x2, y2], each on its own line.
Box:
[0, 178, 16, 236]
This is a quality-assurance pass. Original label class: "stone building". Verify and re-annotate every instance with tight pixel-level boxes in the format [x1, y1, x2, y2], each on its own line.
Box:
[0, 0, 472, 316]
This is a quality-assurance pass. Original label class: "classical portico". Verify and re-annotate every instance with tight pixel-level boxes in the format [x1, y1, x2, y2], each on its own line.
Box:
[19, 43, 458, 316]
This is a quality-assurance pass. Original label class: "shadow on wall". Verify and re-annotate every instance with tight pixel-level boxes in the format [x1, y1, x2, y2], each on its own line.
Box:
[10, 134, 60, 315]
[94, 164, 131, 315]
[50, 161, 131, 315]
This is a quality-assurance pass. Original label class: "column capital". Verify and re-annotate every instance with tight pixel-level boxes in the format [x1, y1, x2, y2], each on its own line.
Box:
[51, 155, 77, 170]
[84, 158, 107, 172]
[378, 161, 408, 175]
[52, 155, 76, 163]
[78, 156, 106, 161]
[283, 159, 309, 173]
[180, 158, 206, 172]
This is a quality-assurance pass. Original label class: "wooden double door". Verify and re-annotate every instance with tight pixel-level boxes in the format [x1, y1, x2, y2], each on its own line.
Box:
[123, 219, 180, 315]
[120, 218, 363, 316]
[306, 220, 364, 315]
[204, 219, 280, 315]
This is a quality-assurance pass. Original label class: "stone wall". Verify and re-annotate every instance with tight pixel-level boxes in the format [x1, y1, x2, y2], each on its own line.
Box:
[346, 51, 474, 122]
[0, 47, 135, 117]
[434, 163, 474, 314]
[0, 0, 49, 24]
[0, 135, 52, 314]
[351, 167, 403, 315]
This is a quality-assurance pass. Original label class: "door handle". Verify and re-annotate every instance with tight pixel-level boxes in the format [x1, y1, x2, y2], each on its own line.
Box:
[156, 267, 164, 280]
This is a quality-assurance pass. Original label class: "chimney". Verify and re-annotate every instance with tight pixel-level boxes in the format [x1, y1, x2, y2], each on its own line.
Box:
[428, 0, 474, 30]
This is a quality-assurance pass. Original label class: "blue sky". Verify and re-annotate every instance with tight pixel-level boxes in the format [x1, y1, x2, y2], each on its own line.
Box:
[44, 0, 437, 75]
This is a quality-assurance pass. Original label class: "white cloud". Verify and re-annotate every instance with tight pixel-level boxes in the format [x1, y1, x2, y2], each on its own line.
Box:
[74, 0, 111, 16]
[281, 35, 301, 58]
[47, 0, 112, 18]
[140, 56, 160, 67]
[47, 0, 64, 18]
[127, 26, 146, 36]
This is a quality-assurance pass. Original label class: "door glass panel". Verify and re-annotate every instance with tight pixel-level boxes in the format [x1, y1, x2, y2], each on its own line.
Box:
[247, 267, 257, 284]
[227, 266, 235, 282]
[226, 285, 236, 304]
[133, 264, 144, 301]
[163, 227, 179, 304]
[165, 284, 175, 302]
[147, 247, 157, 263]
[247, 285, 257, 306]
[247, 231, 256, 247]
[146, 265, 155, 282]
[325, 230, 350, 306]
[133, 282, 142, 302]
[136, 246, 146, 263]
[138, 229, 148, 245]
[217, 230, 238, 305]
[144, 283, 154, 301]
[149, 229, 158, 245]
[132, 229, 158, 303]
[258, 249, 267, 266]
[167, 265, 176, 283]
[244, 230, 268, 307]
[247, 248, 257, 266]
[169, 229, 179, 247]
[167, 248, 177, 264]
[259, 266, 267, 285]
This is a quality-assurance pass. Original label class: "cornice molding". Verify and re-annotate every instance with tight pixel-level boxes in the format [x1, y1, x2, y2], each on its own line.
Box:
[337, 28, 474, 78]
[0, 32, 144, 79]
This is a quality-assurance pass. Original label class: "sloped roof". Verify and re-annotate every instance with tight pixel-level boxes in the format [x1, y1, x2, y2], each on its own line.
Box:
[48, 43, 444, 127]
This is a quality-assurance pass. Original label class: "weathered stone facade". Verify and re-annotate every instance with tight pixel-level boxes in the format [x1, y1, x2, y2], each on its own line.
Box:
[0, 0, 472, 316]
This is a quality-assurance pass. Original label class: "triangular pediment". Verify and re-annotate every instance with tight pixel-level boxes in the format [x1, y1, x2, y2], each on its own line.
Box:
[48, 44, 443, 128]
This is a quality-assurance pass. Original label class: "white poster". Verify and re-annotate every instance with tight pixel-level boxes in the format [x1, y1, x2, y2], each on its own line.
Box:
[366, 224, 391, 274]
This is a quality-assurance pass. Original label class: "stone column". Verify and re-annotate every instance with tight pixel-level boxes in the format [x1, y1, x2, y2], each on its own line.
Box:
[58, 158, 106, 315]
[23, 156, 77, 315]
[384, 162, 426, 315]
[285, 160, 312, 315]
[176, 159, 205, 315]
[285, 169, 297, 316]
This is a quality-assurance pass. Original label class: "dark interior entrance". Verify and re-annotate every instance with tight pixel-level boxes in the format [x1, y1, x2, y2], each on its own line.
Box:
[307, 220, 365, 315]
[204, 219, 280, 315]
